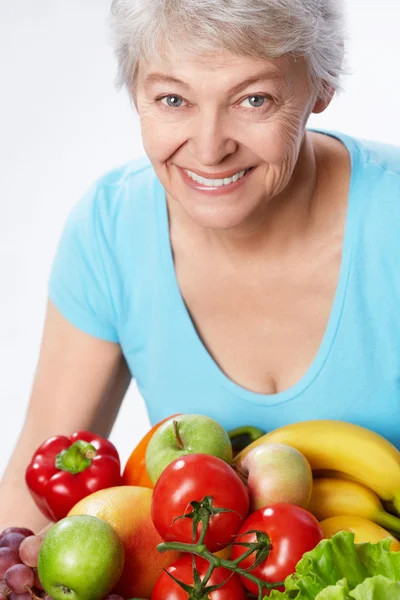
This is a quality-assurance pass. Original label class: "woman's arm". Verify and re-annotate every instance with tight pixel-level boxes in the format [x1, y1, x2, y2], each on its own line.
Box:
[0, 300, 131, 532]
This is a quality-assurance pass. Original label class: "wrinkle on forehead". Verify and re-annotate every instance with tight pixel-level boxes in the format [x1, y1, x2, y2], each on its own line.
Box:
[137, 46, 303, 98]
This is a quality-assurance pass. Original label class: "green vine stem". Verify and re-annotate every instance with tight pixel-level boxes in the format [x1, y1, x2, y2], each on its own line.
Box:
[157, 539, 284, 600]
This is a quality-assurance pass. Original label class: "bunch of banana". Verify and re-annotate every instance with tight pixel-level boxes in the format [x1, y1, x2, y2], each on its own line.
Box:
[233, 419, 400, 514]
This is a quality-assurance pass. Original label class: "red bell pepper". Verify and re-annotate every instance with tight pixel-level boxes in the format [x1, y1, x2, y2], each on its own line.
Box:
[25, 431, 123, 521]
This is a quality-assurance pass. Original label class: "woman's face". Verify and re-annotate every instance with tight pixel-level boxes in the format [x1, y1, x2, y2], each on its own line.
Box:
[135, 47, 329, 230]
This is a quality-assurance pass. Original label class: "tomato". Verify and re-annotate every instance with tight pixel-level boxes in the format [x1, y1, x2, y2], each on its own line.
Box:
[122, 414, 179, 488]
[151, 454, 249, 552]
[231, 503, 324, 596]
[151, 554, 247, 600]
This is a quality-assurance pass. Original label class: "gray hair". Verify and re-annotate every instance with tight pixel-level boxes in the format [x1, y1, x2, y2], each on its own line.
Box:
[108, 0, 347, 100]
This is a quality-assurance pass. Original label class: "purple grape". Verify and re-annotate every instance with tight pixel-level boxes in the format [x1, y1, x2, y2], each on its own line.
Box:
[0, 547, 21, 578]
[19, 537, 42, 569]
[9, 593, 32, 600]
[5, 564, 35, 594]
[33, 570, 43, 591]
[0, 529, 33, 541]
[0, 593, 7, 600]
[104, 595, 124, 600]
[0, 534, 26, 552]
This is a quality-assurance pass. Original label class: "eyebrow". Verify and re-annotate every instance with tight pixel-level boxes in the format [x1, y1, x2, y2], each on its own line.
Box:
[143, 69, 285, 95]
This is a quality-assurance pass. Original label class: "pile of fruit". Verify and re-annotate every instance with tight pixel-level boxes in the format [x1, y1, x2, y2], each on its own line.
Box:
[1, 415, 400, 600]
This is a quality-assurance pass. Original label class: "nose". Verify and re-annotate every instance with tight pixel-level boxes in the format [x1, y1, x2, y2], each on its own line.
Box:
[188, 109, 238, 166]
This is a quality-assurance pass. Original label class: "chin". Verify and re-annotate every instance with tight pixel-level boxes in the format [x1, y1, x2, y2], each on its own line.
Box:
[163, 164, 266, 231]
[179, 199, 257, 231]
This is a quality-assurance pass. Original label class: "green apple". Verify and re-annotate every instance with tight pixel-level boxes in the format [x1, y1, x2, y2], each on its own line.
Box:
[38, 515, 124, 600]
[145, 413, 232, 483]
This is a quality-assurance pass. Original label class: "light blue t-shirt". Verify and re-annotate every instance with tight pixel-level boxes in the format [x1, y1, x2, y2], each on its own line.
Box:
[49, 130, 400, 448]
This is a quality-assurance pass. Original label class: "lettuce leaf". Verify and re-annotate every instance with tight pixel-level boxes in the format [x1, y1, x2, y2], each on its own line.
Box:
[315, 578, 350, 599]
[314, 575, 400, 599]
[267, 531, 400, 600]
[349, 575, 400, 599]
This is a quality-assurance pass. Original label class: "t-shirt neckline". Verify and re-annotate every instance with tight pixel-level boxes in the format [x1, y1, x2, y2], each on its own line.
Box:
[154, 128, 364, 406]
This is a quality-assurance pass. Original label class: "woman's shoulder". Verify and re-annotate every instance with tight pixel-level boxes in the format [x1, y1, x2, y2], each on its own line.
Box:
[352, 136, 400, 180]
[65, 156, 158, 233]
[97, 155, 154, 187]
[84, 155, 157, 213]
[312, 128, 400, 178]
[321, 130, 400, 223]
[349, 136, 400, 211]
[324, 130, 400, 185]
[343, 134, 400, 254]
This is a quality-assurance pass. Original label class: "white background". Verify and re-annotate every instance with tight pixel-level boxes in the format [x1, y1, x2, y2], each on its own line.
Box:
[0, 0, 399, 479]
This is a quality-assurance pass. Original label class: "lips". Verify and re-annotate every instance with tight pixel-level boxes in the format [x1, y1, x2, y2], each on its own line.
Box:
[180, 166, 254, 179]
[178, 164, 255, 195]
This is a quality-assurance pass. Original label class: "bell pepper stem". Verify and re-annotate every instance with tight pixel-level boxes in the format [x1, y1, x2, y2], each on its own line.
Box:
[55, 440, 97, 475]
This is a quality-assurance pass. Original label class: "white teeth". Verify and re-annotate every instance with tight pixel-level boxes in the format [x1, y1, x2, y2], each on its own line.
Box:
[185, 168, 250, 186]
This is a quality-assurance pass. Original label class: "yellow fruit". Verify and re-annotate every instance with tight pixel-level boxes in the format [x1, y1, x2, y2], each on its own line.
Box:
[309, 478, 400, 535]
[234, 420, 400, 511]
[320, 515, 400, 551]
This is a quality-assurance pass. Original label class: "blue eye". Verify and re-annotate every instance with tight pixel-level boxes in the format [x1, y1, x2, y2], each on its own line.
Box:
[160, 95, 184, 108]
[242, 95, 267, 108]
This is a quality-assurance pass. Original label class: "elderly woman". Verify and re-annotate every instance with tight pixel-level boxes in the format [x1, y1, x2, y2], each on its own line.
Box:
[1, 0, 399, 531]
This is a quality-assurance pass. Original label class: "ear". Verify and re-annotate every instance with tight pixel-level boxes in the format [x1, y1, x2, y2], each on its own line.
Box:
[311, 82, 335, 114]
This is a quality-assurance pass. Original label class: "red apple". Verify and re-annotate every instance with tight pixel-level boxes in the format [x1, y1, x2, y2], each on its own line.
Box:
[235, 442, 313, 511]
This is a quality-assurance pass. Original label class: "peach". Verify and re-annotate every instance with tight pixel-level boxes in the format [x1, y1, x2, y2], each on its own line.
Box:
[68, 486, 180, 598]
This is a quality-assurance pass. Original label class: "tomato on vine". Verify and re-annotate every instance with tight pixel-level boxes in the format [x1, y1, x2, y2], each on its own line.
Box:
[151, 454, 249, 552]
[231, 503, 324, 595]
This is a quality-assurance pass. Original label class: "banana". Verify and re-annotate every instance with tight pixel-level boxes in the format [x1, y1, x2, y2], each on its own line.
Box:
[309, 478, 400, 535]
[233, 420, 400, 511]
[320, 515, 400, 551]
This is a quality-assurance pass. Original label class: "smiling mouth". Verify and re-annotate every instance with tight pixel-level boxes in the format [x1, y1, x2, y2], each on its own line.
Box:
[183, 167, 255, 187]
